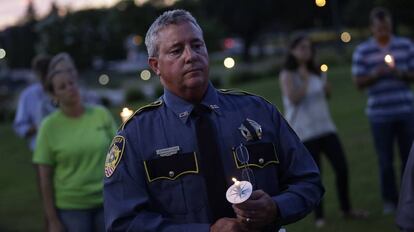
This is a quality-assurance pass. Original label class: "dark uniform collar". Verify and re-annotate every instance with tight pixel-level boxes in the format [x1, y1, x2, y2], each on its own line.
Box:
[163, 82, 221, 124]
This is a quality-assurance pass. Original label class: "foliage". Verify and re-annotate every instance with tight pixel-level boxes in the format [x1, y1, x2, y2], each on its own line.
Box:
[125, 87, 146, 103]
[154, 84, 164, 99]
[199, 0, 278, 61]
[227, 68, 276, 85]
[378, 0, 414, 35]
[0, 23, 36, 68]
[1, 0, 413, 69]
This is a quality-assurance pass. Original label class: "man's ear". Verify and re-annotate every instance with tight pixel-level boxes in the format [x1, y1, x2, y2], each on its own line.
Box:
[148, 57, 161, 76]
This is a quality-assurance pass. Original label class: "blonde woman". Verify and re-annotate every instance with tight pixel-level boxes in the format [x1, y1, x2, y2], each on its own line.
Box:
[33, 53, 117, 232]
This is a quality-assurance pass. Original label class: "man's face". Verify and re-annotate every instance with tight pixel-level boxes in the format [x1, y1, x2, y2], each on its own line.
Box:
[371, 17, 392, 41]
[149, 21, 209, 100]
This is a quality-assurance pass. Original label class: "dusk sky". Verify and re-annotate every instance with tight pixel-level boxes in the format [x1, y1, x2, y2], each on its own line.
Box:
[0, 0, 122, 30]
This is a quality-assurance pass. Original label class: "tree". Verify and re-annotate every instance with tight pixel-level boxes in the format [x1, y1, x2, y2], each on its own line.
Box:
[0, 0, 37, 68]
[197, 0, 346, 61]
[378, 0, 414, 36]
[35, 1, 159, 69]
[199, 0, 279, 61]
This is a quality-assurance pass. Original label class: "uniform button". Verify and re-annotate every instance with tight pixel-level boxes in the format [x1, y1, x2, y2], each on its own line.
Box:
[169, 171, 175, 177]
[258, 158, 265, 164]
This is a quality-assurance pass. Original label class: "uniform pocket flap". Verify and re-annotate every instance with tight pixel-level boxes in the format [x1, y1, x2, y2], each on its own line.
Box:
[233, 142, 279, 169]
[144, 152, 199, 182]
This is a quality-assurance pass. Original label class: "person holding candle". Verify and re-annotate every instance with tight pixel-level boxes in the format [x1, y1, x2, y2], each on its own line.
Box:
[104, 9, 324, 232]
[33, 53, 117, 232]
[352, 7, 414, 214]
[279, 33, 367, 228]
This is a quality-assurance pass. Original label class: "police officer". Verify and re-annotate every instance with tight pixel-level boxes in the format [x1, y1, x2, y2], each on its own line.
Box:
[104, 9, 324, 232]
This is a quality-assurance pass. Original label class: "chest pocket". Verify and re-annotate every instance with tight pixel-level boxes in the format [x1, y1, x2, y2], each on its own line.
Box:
[233, 142, 279, 168]
[232, 142, 280, 194]
[143, 152, 205, 215]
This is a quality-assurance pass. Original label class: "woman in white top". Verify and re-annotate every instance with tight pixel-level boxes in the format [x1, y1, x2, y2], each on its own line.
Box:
[279, 34, 367, 227]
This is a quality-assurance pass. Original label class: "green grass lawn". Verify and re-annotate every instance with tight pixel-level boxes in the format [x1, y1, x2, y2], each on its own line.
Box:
[0, 65, 399, 231]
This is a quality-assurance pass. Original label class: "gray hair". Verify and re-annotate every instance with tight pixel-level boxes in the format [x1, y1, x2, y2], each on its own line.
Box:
[145, 9, 203, 57]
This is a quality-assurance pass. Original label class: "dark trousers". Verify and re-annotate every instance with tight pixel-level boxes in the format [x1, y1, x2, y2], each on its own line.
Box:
[370, 115, 414, 205]
[58, 207, 104, 232]
[304, 132, 350, 219]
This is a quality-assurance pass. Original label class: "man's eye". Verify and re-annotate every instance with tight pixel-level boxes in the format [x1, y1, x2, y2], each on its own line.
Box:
[170, 49, 181, 55]
[193, 43, 203, 50]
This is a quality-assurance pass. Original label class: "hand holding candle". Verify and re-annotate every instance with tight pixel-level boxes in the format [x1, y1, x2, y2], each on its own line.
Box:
[320, 64, 328, 83]
[384, 54, 395, 68]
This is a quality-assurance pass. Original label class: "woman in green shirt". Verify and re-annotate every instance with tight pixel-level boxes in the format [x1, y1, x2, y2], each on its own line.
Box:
[33, 53, 117, 232]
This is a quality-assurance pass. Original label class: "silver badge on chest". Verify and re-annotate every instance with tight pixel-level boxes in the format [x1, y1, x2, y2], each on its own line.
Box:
[239, 118, 262, 141]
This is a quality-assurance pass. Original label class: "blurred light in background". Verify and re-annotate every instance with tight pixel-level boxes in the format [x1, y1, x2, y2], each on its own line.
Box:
[0, 48, 6, 59]
[315, 0, 326, 7]
[134, 0, 147, 5]
[163, 0, 176, 6]
[223, 38, 235, 49]
[98, 74, 110, 85]
[133, 35, 143, 46]
[120, 107, 134, 123]
[117, 2, 128, 10]
[224, 57, 235, 69]
[58, 8, 68, 17]
[136, 0, 175, 6]
[140, 70, 151, 80]
[340, 32, 351, 43]
[320, 64, 328, 72]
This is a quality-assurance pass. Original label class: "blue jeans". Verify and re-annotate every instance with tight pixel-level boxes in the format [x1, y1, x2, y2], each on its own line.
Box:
[58, 207, 104, 232]
[370, 115, 414, 205]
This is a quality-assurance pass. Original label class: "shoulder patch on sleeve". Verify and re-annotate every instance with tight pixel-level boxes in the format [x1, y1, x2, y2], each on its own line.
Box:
[105, 135, 125, 178]
[218, 89, 273, 105]
[119, 99, 163, 131]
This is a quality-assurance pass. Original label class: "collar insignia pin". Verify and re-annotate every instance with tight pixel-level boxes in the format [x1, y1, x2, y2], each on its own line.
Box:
[179, 111, 189, 118]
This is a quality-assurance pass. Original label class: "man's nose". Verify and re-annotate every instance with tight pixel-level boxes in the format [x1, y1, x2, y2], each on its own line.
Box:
[183, 46, 196, 62]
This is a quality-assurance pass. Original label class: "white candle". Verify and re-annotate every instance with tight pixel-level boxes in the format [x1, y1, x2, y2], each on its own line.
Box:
[226, 177, 253, 204]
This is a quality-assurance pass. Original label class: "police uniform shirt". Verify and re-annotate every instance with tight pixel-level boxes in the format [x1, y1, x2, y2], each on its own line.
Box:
[104, 82, 324, 231]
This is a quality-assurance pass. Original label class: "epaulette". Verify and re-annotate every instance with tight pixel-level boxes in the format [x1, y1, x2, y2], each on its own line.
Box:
[119, 99, 163, 131]
[218, 88, 251, 96]
[218, 88, 274, 105]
